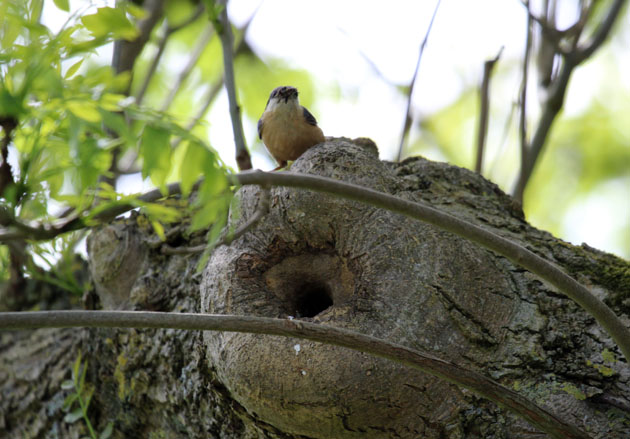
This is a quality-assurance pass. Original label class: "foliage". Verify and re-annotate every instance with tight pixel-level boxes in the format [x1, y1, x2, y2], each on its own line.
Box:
[62, 351, 113, 439]
[0, 1, 233, 295]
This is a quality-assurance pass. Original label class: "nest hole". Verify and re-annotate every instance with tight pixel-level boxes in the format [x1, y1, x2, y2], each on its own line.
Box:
[293, 281, 333, 317]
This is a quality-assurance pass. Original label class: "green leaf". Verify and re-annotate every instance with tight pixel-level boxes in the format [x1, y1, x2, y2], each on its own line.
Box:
[66, 100, 102, 123]
[80, 7, 139, 41]
[139, 202, 181, 223]
[53, 0, 70, 12]
[64, 407, 84, 424]
[180, 142, 211, 196]
[73, 352, 82, 383]
[124, 3, 147, 19]
[63, 393, 79, 410]
[64, 59, 84, 79]
[140, 126, 172, 190]
[83, 385, 94, 409]
[0, 86, 26, 118]
[100, 422, 114, 439]
[100, 110, 130, 141]
[61, 379, 75, 390]
[79, 359, 88, 391]
[151, 220, 166, 241]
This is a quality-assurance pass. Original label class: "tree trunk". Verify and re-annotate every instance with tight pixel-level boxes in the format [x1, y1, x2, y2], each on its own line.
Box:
[1, 139, 629, 438]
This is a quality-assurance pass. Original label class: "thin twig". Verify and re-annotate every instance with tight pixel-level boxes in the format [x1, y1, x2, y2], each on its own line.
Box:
[396, 0, 441, 162]
[512, 0, 626, 201]
[337, 27, 394, 85]
[474, 46, 503, 174]
[136, 3, 206, 106]
[517, 10, 533, 201]
[0, 310, 591, 439]
[213, 0, 252, 171]
[172, 8, 258, 149]
[135, 21, 169, 106]
[160, 24, 215, 112]
[576, 0, 626, 61]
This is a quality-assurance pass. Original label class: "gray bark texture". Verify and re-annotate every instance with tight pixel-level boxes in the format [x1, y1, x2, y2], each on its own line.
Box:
[1, 138, 630, 438]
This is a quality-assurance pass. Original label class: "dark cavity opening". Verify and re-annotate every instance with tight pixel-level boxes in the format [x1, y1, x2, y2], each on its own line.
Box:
[294, 282, 333, 317]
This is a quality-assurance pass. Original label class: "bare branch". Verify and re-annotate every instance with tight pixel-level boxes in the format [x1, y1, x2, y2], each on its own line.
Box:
[396, 0, 441, 162]
[135, 21, 169, 106]
[516, 11, 533, 203]
[0, 116, 18, 198]
[0, 310, 591, 439]
[113, 0, 166, 79]
[513, 0, 627, 200]
[512, 57, 572, 201]
[576, 0, 626, 62]
[136, 3, 206, 106]
[160, 25, 215, 112]
[213, 0, 252, 171]
[474, 47, 503, 174]
[336, 27, 395, 85]
[171, 6, 259, 149]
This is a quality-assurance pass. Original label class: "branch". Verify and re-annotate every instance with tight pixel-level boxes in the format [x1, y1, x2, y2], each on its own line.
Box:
[112, 0, 165, 79]
[512, 58, 572, 201]
[576, 0, 626, 62]
[396, 0, 441, 162]
[135, 21, 169, 106]
[517, 11, 533, 203]
[474, 47, 503, 173]
[213, 0, 252, 171]
[512, 0, 627, 201]
[3, 169, 628, 363]
[0, 310, 591, 439]
[0, 116, 18, 198]
[233, 170, 630, 363]
[0, 179, 201, 243]
[171, 6, 259, 149]
[136, 3, 206, 106]
[160, 24, 215, 112]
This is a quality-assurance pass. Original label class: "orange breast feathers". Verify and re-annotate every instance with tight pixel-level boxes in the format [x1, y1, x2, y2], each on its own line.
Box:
[258, 104, 325, 168]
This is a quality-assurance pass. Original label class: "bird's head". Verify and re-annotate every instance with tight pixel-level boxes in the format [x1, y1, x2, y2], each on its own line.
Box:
[265, 86, 299, 111]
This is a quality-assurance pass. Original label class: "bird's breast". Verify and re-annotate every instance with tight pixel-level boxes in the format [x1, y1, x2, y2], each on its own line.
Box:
[261, 107, 324, 163]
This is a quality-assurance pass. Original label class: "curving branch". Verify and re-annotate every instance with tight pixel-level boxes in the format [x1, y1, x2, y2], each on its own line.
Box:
[0, 310, 591, 439]
[2, 169, 628, 362]
[231, 170, 630, 362]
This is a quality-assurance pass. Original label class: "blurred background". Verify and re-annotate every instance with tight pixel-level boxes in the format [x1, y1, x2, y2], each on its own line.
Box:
[42, 0, 629, 258]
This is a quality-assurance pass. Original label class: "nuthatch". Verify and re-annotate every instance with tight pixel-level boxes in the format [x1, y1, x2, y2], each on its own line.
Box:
[258, 86, 325, 170]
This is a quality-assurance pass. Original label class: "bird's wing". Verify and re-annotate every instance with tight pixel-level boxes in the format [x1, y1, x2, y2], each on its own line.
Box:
[302, 106, 318, 126]
[257, 117, 264, 139]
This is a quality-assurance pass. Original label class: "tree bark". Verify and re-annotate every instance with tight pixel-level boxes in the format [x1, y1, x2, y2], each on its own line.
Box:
[1, 138, 629, 438]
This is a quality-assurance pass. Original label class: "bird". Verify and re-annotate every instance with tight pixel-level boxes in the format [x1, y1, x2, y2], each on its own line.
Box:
[258, 86, 325, 170]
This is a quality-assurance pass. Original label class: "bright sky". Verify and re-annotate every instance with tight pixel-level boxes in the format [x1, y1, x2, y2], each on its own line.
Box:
[42, 0, 629, 258]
